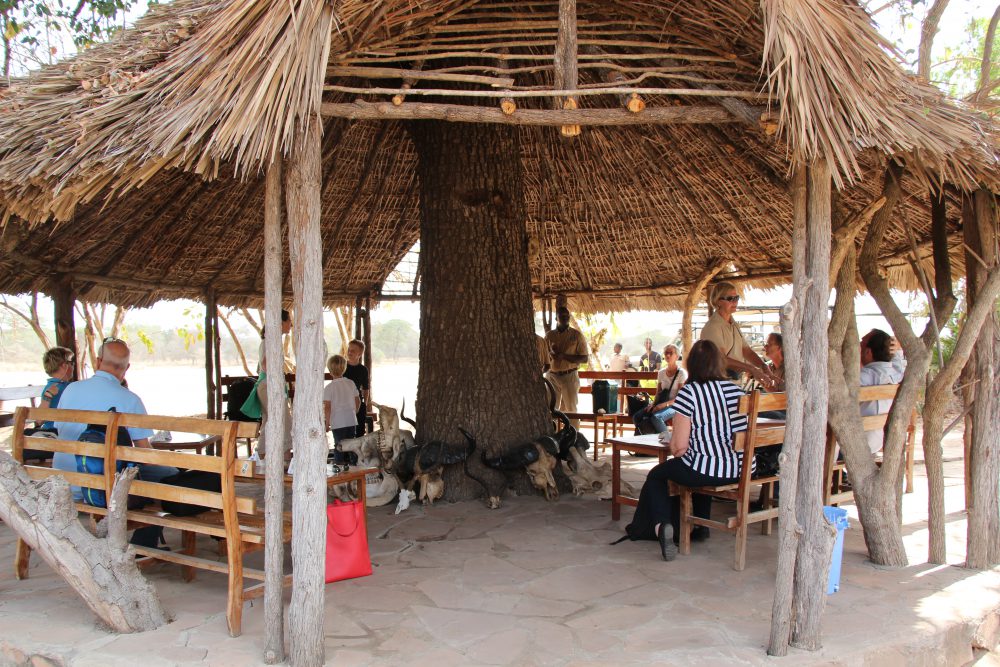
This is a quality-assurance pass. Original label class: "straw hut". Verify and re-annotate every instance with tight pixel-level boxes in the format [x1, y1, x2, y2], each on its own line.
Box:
[0, 0, 994, 313]
[0, 1, 996, 659]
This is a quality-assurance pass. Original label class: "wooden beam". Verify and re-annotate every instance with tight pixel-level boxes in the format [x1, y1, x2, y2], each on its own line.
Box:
[323, 83, 769, 100]
[554, 0, 580, 136]
[582, 45, 644, 112]
[329, 65, 514, 88]
[319, 101, 736, 125]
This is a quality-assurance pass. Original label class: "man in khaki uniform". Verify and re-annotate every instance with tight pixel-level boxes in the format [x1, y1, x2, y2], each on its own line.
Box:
[544, 306, 589, 424]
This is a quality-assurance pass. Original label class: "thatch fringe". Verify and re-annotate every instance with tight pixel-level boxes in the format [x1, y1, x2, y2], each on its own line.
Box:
[761, 0, 997, 191]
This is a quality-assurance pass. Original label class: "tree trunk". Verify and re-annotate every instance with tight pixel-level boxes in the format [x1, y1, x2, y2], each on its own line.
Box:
[0, 453, 166, 632]
[790, 162, 834, 650]
[965, 188, 1000, 569]
[205, 289, 218, 419]
[409, 120, 551, 501]
[768, 166, 807, 657]
[52, 279, 78, 380]
[286, 114, 327, 667]
[263, 159, 287, 665]
[219, 308, 253, 376]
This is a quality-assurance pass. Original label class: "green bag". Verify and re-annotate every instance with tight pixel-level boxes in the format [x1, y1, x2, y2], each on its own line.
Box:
[240, 373, 266, 420]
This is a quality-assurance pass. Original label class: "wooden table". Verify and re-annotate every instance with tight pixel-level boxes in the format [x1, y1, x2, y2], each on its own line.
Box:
[240, 466, 377, 505]
[609, 433, 670, 521]
[150, 432, 222, 455]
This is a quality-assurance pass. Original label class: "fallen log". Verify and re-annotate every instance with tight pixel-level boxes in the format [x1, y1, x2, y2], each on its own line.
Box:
[0, 452, 167, 633]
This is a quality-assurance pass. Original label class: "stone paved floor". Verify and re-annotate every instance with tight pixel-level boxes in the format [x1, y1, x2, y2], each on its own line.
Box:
[0, 436, 998, 666]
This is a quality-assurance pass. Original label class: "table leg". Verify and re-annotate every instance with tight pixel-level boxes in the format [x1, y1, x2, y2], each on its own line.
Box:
[612, 444, 622, 521]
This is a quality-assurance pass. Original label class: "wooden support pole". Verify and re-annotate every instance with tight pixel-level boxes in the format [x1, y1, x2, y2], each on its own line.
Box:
[354, 296, 363, 340]
[205, 289, 217, 419]
[320, 100, 735, 125]
[51, 276, 78, 380]
[363, 296, 373, 428]
[213, 302, 222, 418]
[790, 161, 834, 650]
[681, 258, 728, 356]
[286, 113, 327, 667]
[768, 165, 808, 657]
[262, 157, 287, 665]
[553, 0, 580, 137]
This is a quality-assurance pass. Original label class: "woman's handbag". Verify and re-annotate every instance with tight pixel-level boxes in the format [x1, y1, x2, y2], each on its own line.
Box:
[325, 499, 373, 583]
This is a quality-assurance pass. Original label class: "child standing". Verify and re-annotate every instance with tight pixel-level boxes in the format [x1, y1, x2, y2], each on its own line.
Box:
[324, 354, 360, 445]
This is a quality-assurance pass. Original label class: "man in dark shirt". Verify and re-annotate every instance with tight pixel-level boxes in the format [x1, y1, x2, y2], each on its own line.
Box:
[639, 337, 662, 372]
[344, 339, 370, 437]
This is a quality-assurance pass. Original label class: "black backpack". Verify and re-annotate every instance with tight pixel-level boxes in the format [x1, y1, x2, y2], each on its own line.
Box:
[159, 470, 222, 516]
[226, 378, 260, 422]
[76, 415, 137, 509]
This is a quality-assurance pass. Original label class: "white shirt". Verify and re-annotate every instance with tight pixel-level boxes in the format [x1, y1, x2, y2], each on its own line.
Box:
[655, 366, 688, 401]
[608, 352, 630, 372]
[323, 377, 359, 430]
[860, 360, 904, 453]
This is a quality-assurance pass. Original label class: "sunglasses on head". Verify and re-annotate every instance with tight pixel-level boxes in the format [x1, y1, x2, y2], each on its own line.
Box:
[102, 336, 126, 345]
[719, 295, 740, 302]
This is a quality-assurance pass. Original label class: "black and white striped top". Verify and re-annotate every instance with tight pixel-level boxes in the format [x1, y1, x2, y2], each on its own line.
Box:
[672, 380, 750, 478]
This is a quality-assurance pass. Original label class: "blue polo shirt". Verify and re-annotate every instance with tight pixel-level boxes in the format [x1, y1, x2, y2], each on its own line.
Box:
[52, 371, 155, 500]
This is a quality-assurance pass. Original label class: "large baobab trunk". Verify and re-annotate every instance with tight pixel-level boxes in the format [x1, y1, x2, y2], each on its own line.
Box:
[409, 121, 551, 501]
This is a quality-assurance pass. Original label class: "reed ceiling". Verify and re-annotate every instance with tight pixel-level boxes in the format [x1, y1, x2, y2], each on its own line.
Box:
[0, 0, 995, 311]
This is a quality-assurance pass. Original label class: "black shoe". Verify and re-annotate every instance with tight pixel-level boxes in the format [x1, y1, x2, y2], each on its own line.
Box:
[690, 526, 710, 542]
[658, 524, 677, 562]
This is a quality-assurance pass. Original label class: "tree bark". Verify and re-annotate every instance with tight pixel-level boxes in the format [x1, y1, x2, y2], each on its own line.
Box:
[790, 162, 834, 650]
[52, 279, 78, 380]
[263, 159, 287, 665]
[917, 0, 951, 81]
[833, 163, 910, 567]
[286, 114, 327, 667]
[0, 453, 166, 632]
[219, 308, 253, 376]
[205, 289, 218, 419]
[965, 189, 1000, 569]
[409, 120, 551, 501]
[768, 166, 807, 657]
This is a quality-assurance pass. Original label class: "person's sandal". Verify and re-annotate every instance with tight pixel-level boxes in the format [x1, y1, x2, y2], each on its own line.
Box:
[658, 524, 677, 561]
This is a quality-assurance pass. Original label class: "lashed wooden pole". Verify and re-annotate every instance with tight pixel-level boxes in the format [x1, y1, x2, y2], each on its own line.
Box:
[51, 276, 78, 380]
[553, 0, 580, 137]
[205, 288, 217, 419]
[262, 157, 287, 665]
[286, 112, 327, 667]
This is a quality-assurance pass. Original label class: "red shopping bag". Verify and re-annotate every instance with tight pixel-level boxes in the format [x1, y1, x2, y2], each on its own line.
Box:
[325, 499, 373, 583]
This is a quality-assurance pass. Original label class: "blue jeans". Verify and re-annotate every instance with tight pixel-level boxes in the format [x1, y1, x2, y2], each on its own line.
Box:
[635, 406, 676, 434]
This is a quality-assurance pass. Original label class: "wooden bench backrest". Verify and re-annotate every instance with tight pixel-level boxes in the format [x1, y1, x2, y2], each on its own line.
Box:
[13, 407, 257, 515]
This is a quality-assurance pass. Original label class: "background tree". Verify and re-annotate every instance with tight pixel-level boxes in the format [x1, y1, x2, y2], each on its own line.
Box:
[1, 0, 149, 79]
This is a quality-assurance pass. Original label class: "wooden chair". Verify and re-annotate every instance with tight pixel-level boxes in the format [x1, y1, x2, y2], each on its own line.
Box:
[672, 391, 786, 571]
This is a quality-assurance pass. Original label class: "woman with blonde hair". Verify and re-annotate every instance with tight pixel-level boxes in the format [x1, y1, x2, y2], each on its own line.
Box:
[699, 281, 775, 385]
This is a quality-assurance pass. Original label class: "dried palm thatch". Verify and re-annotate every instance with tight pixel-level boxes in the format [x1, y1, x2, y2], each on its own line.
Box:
[0, 0, 995, 311]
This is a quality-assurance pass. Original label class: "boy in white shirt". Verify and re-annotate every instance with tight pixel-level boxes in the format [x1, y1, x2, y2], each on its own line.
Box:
[324, 354, 361, 445]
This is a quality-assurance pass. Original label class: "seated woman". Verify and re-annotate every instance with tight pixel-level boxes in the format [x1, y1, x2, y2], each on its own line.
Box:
[624, 340, 749, 561]
[763, 332, 785, 392]
[633, 344, 686, 434]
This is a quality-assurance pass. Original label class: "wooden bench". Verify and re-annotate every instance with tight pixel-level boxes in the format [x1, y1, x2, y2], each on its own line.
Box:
[673, 391, 786, 571]
[11, 406, 281, 637]
[823, 384, 917, 505]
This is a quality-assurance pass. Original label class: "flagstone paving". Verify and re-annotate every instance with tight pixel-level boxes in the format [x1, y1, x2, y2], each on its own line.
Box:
[0, 434, 998, 666]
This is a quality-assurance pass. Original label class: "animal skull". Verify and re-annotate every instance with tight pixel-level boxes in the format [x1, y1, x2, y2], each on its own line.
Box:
[526, 443, 559, 501]
[561, 446, 629, 499]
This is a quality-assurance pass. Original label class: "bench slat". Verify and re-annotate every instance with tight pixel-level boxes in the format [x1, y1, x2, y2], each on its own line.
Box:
[116, 446, 224, 473]
[26, 466, 104, 490]
[21, 436, 105, 457]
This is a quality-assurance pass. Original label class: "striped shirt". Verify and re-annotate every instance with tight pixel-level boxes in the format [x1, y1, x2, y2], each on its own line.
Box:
[672, 380, 750, 478]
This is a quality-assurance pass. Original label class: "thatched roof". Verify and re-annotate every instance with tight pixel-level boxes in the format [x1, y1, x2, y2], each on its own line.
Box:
[0, 0, 996, 310]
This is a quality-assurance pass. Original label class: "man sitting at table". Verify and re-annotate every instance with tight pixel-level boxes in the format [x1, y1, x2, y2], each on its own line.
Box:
[859, 328, 903, 453]
[52, 337, 178, 501]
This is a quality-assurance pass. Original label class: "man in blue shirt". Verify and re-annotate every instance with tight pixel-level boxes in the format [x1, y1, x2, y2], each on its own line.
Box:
[53, 337, 177, 500]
